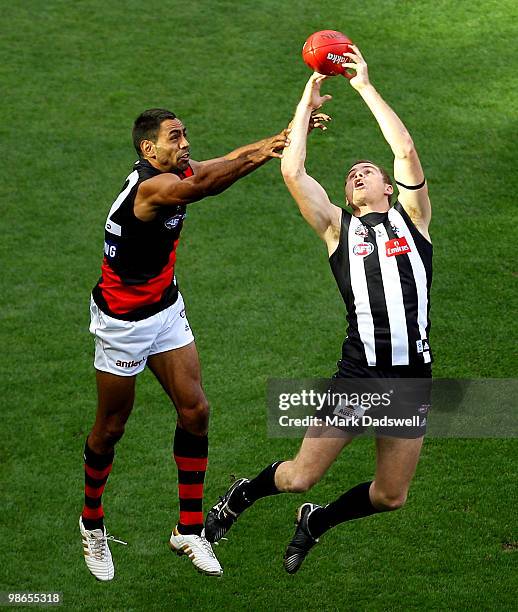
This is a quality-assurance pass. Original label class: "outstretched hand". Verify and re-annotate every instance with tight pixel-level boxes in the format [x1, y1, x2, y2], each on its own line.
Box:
[260, 128, 291, 160]
[341, 44, 370, 91]
[309, 110, 332, 132]
[301, 73, 332, 110]
[288, 109, 332, 134]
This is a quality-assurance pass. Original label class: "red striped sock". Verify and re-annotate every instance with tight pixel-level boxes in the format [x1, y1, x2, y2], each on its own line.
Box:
[81, 440, 114, 531]
[173, 426, 208, 536]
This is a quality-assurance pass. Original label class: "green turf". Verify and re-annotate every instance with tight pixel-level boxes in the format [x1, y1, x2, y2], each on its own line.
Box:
[1, 0, 517, 610]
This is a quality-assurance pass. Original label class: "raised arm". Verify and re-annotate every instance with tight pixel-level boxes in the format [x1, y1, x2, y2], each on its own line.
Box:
[343, 46, 431, 239]
[194, 111, 329, 170]
[281, 74, 342, 250]
[191, 135, 290, 167]
[134, 131, 289, 219]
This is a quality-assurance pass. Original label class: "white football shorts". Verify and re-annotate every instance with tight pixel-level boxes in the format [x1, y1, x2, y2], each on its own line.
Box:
[89, 293, 195, 376]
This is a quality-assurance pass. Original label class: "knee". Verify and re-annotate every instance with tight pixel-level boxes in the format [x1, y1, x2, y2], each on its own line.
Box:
[372, 489, 407, 512]
[285, 477, 315, 494]
[90, 423, 126, 451]
[278, 468, 318, 494]
[178, 395, 210, 434]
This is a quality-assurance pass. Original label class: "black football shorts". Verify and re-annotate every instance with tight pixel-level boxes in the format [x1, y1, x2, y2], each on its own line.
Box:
[316, 360, 432, 439]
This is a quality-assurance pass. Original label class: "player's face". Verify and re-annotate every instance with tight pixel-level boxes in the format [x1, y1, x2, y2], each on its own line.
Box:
[345, 163, 390, 208]
[153, 118, 190, 172]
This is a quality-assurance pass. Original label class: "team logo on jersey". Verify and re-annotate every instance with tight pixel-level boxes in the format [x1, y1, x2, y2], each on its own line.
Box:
[390, 223, 399, 235]
[416, 339, 430, 354]
[354, 224, 369, 239]
[353, 242, 374, 257]
[164, 214, 185, 230]
[385, 237, 411, 257]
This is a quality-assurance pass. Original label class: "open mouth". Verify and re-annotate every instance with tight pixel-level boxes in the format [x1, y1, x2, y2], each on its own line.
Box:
[354, 180, 365, 189]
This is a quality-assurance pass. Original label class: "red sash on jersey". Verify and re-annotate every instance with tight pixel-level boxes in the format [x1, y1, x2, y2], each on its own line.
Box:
[99, 241, 179, 314]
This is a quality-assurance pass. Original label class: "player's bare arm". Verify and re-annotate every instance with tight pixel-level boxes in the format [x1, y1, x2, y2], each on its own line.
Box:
[343, 45, 432, 240]
[196, 111, 328, 168]
[281, 73, 342, 253]
[191, 135, 288, 167]
[134, 130, 289, 221]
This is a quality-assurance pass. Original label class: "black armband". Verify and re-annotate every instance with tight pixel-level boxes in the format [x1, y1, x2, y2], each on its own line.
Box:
[395, 178, 426, 190]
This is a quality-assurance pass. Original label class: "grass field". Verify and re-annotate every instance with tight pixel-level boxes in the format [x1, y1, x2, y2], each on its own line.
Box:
[1, 0, 517, 610]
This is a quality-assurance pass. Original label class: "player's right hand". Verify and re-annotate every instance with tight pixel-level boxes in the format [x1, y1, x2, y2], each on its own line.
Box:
[342, 45, 370, 91]
[287, 110, 331, 134]
[308, 111, 331, 132]
[301, 73, 332, 111]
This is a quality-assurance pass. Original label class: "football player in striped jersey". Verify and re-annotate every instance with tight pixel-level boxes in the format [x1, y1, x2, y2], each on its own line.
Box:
[205, 45, 433, 575]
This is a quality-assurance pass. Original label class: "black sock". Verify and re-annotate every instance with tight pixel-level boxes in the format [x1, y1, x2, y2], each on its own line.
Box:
[307, 481, 379, 539]
[229, 461, 283, 514]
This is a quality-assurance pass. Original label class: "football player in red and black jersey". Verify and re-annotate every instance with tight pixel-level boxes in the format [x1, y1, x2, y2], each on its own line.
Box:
[80, 108, 293, 579]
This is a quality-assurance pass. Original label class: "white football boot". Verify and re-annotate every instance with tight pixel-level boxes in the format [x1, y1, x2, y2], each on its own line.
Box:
[169, 527, 223, 576]
[79, 516, 126, 581]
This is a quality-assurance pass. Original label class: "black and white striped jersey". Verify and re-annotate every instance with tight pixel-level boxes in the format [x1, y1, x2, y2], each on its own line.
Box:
[329, 201, 432, 367]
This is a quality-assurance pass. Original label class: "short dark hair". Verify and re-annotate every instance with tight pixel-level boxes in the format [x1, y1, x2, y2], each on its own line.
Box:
[132, 108, 177, 156]
[345, 159, 394, 205]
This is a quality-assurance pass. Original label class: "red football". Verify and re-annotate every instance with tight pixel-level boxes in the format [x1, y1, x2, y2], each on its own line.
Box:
[302, 30, 354, 78]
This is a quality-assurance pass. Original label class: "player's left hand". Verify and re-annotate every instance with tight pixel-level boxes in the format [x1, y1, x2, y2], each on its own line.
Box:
[342, 45, 370, 91]
[258, 128, 291, 160]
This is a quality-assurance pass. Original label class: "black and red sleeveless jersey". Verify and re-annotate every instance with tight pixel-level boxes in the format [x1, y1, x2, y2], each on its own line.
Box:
[92, 159, 193, 321]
